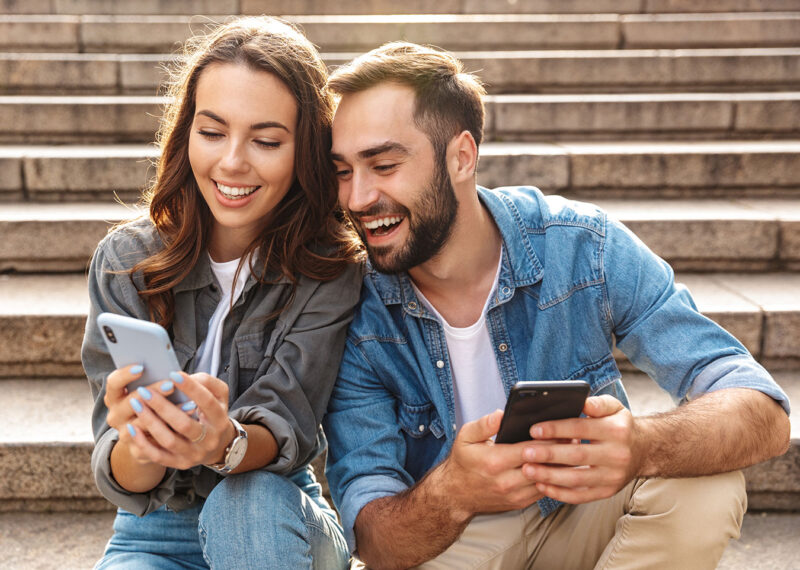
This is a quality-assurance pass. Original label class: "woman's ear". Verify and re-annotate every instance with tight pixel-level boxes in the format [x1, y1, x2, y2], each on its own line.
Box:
[448, 130, 478, 184]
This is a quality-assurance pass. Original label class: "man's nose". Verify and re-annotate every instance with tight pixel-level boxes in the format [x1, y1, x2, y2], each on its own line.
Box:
[346, 170, 380, 214]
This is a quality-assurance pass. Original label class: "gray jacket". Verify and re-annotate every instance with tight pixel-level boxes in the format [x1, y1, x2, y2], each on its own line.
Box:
[82, 218, 362, 516]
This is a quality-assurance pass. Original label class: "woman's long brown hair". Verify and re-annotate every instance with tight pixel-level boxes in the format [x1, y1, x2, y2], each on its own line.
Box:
[131, 17, 362, 328]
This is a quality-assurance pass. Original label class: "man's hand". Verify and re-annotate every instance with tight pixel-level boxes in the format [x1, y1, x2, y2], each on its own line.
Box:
[521, 395, 642, 504]
[354, 410, 545, 569]
[435, 410, 544, 521]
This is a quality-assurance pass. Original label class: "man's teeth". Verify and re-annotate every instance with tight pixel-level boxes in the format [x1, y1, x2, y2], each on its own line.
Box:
[216, 182, 259, 198]
[364, 216, 403, 230]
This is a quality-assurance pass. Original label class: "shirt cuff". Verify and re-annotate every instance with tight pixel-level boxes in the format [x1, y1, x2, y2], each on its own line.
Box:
[687, 354, 791, 415]
[338, 474, 410, 554]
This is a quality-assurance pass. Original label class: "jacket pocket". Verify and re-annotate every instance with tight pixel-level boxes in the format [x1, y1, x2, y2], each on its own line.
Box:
[236, 332, 266, 370]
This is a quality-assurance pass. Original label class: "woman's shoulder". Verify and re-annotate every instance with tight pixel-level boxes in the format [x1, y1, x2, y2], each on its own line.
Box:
[94, 216, 164, 270]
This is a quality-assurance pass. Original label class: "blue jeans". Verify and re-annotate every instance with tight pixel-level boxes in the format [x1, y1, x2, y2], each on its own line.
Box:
[96, 470, 349, 569]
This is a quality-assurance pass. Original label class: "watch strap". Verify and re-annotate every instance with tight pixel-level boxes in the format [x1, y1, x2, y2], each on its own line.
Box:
[205, 417, 247, 474]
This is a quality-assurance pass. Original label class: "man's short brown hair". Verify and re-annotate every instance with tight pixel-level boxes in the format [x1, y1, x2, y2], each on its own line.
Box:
[326, 42, 486, 154]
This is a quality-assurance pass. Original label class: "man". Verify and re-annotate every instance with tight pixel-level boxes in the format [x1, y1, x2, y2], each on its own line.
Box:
[323, 42, 791, 569]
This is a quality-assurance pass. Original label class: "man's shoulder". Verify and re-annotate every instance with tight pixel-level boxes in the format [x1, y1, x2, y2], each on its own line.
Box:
[481, 185, 607, 236]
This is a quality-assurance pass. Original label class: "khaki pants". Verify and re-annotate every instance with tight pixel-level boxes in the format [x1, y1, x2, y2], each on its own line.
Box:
[416, 471, 747, 570]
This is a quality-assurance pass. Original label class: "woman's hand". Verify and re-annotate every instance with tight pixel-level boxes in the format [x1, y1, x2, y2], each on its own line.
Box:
[123, 371, 235, 470]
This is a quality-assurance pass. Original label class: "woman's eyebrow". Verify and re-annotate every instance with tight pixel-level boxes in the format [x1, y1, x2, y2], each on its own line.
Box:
[196, 110, 289, 132]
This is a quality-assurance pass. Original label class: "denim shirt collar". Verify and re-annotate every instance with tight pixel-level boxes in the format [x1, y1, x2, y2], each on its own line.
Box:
[365, 185, 544, 309]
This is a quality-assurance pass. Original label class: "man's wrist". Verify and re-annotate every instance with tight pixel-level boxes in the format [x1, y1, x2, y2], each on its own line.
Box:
[630, 416, 654, 478]
[427, 458, 473, 524]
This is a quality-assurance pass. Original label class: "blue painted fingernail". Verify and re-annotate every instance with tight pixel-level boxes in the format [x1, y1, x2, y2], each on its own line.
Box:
[169, 371, 183, 383]
[181, 401, 197, 412]
[130, 365, 143, 374]
[127, 424, 136, 437]
[130, 398, 143, 413]
[160, 381, 173, 393]
[137, 386, 152, 400]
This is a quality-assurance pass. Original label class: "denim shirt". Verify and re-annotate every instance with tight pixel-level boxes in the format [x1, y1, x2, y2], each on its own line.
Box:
[82, 217, 362, 516]
[324, 185, 791, 553]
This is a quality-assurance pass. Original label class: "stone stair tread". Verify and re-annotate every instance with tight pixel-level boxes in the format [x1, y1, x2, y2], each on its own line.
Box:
[0, 272, 799, 376]
[2, 198, 800, 274]
[2, 13, 800, 53]
[3, 0, 800, 15]
[0, 378, 93, 443]
[0, 510, 115, 570]
[0, 95, 797, 144]
[6, 48, 800, 95]
[0, 510, 796, 570]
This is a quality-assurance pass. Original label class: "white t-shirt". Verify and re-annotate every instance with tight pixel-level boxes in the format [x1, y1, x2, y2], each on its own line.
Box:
[194, 253, 252, 378]
[413, 251, 506, 430]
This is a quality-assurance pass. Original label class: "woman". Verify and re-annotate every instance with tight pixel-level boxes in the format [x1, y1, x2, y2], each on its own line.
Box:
[82, 17, 362, 569]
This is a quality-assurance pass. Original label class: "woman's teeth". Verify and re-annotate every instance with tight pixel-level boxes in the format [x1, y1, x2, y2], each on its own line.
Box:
[216, 182, 260, 199]
[364, 216, 403, 230]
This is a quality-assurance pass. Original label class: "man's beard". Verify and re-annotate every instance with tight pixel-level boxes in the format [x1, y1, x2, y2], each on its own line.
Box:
[355, 153, 458, 275]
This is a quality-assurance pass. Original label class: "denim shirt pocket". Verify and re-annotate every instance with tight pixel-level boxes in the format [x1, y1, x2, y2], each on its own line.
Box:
[398, 401, 445, 439]
[567, 355, 629, 408]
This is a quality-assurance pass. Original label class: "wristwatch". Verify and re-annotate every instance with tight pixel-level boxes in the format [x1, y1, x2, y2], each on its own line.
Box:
[206, 417, 248, 474]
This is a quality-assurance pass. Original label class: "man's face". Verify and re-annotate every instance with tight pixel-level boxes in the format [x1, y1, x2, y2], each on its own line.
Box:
[331, 83, 458, 274]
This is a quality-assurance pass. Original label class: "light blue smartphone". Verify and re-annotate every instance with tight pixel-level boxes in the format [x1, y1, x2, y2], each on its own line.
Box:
[96, 312, 190, 406]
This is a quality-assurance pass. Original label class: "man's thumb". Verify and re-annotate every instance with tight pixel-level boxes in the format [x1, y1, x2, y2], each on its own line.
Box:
[459, 409, 503, 444]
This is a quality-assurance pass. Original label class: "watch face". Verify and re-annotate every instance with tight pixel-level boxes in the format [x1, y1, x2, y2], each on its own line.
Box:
[227, 436, 247, 469]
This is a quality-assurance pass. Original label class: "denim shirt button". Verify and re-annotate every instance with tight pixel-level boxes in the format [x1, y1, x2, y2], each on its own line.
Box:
[502, 286, 511, 296]
[408, 301, 418, 310]
[418, 424, 425, 432]
[436, 360, 444, 368]
[499, 343, 508, 352]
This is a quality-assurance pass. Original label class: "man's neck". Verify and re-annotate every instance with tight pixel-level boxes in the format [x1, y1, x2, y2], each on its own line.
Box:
[409, 191, 502, 328]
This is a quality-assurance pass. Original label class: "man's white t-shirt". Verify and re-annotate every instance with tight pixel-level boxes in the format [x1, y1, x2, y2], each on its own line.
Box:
[194, 254, 251, 378]
[412, 251, 506, 430]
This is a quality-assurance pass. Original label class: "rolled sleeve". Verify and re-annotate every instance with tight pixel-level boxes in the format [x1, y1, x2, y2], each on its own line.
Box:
[338, 474, 409, 554]
[687, 354, 790, 415]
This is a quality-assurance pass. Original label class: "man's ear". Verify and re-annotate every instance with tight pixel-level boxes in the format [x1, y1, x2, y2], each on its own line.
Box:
[447, 130, 478, 183]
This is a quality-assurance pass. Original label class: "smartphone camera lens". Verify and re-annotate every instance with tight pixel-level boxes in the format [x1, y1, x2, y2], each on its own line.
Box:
[103, 326, 117, 344]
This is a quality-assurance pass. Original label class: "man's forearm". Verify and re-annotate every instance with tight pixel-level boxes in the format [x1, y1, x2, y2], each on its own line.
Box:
[354, 462, 472, 569]
[635, 388, 790, 479]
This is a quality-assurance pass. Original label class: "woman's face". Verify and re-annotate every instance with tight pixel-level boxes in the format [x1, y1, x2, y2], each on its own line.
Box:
[188, 62, 298, 261]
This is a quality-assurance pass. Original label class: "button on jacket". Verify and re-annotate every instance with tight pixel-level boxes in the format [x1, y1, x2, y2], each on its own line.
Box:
[324, 185, 790, 553]
[82, 218, 362, 516]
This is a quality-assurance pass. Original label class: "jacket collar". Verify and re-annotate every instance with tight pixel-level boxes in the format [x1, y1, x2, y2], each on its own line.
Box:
[367, 186, 544, 308]
[173, 249, 291, 294]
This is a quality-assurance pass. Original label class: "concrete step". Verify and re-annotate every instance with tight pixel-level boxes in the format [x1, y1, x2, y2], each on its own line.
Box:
[1, 13, 799, 53]
[0, 371, 796, 512]
[4, 48, 800, 95]
[1, 272, 800, 378]
[0, 510, 796, 570]
[3, 0, 800, 15]
[2, 199, 800, 274]
[0, 93, 797, 144]
[487, 92, 800, 140]
[2, 141, 799, 201]
[5, 0, 800, 15]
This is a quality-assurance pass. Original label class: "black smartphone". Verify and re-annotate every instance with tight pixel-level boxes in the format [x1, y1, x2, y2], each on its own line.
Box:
[495, 380, 590, 444]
